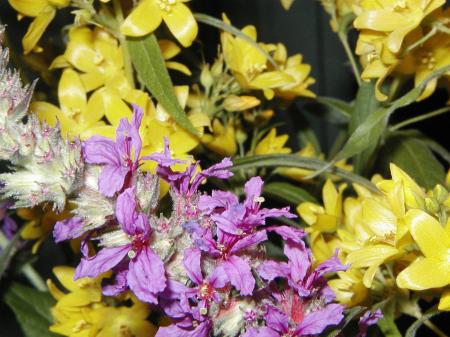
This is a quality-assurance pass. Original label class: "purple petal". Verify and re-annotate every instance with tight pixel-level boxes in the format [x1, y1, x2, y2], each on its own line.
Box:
[284, 240, 311, 284]
[212, 204, 246, 235]
[230, 230, 267, 254]
[74, 245, 129, 279]
[221, 255, 255, 296]
[257, 261, 290, 282]
[243, 176, 264, 210]
[82, 135, 119, 165]
[198, 190, 239, 214]
[183, 248, 203, 285]
[191, 157, 233, 192]
[53, 217, 84, 242]
[183, 221, 219, 255]
[267, 226, 305, 243]
[315, 249, 349, 277]
[144, 137, 185, 167]
[98, 164, 129, 197]
[357, 309, 383, 337]
[295, 303, 344, 336]
[2, 216, 17, 239]
[264, 305, 289, 334]
[127, 246, 166, 303]
[208, 264, 229, 289]
[155, 320, 211, 337]
[115, 188, 150, 236]
[102, 268, 128, 296]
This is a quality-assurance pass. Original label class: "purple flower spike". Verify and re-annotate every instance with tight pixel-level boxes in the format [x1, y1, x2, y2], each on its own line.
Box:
[83, 105, 144, 197]
[74, 187, 166, 303]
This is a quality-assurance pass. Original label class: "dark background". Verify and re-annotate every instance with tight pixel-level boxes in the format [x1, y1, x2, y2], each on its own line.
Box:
[0, 0, 449, 336]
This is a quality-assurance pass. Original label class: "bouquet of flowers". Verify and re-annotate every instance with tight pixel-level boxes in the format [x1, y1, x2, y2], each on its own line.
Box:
[0, 1, 449, 336]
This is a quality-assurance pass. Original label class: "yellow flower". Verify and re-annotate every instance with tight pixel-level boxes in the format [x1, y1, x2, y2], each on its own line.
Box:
[18, 205, 71, 253]
[121, 0, 198, 47]
[321, 0, 360, 31]
[328, 269, 369, 306]
[159, 39, 192, 75]
[354, 0, 444, 54]
[48, 266, 156, 337]
[223, 95, 261, 112]
[32, 69, 108, 140]
[202, 119, 237, 157]
[396, 209, 450, 290]
[255, 128, 291, 155]
[280, 0, 296, 10]
[8, 0, 70, 54]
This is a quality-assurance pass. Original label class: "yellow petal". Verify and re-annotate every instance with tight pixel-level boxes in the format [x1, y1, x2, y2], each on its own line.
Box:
[58, 69, 87, 118]
[346, 244, 399, 268]
[89, 88, 131, 126]
[9, 0, 49, 17]
[165, 61, 192, 75]
[396, 257, 450, 290]
[405, 209, 450, 260]
[22, 9, 55, 54]
[159, 39, 181, 59]
[362, 199, 397, 238]
[120, 0, 162, 37]
[438, 290, 450, 311]
[161, 3, 198, 47]
[64, 27, 98, 73]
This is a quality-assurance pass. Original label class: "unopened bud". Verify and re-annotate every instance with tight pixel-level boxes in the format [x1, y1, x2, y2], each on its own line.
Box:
[425, 197, 440, 214]
[433, 184, 448, 204]
[224, 95, 260, 112]
[200, 65, 214, 89]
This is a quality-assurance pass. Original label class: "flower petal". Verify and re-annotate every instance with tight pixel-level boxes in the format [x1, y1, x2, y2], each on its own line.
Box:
[22, 9, 55, 54]
[396, 257, 450, 290]
[183, 248, 203, 285]
[162, 3, 198, 47]
[295, 303, 344, 335]
[75, 245, 129, 279]
[257, 261, 290, 282]
[127, 247, 166, 303]
[98, 164, 129, 197]
[221, 255, 255, 295]
[120, 0, 162, 36]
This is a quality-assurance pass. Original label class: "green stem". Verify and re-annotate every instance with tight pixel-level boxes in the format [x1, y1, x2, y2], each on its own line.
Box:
[390, 107, 450, 131]
[423, 320, 448, 337]
[112, 0, 135, 87]
[338, 32, 361, 86]
[403, 26, 437, 55]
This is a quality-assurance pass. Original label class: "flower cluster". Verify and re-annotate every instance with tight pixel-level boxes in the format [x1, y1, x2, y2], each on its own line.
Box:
[42, 104, 353, 337]
[298, 164, 450, 311]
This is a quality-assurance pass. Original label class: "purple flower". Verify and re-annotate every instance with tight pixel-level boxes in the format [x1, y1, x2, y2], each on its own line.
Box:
[357, 309, 383, 337]
[74, 187, 166, 303]
[252, 290, 344, 337]
[53, 217, 84, 242]
[2, 215, 17, 240]
[182, 248, 228, 309]
[147, 137, 233, 196]
[258, 241, 348, 298]
[157, 280, 213, 337]
[184, 220, 267, 296]
[200, 177, 296, 235]
[83, 105, 143, 197]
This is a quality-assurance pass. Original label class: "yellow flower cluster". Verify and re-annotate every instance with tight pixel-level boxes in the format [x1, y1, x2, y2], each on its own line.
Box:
[221, 15, 315, 101]
[353, 0, 449, 101]
[298, 164, 450, 310]
[48, 266, 156, 337]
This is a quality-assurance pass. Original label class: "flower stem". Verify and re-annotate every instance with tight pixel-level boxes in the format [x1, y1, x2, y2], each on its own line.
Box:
[338, 32, 361, 86]
[112, 0, 135, 87]
[390, 107, 450, 131]
[403, 26, 437, 55]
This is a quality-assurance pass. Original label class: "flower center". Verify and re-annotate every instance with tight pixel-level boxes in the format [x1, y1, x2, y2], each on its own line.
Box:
[199, 283, 213, 300]
[421, 51, 436, 70]
[158, 0, 176, 12]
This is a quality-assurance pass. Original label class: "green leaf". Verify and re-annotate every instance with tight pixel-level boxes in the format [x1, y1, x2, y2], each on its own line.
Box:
[350, 81, 381, 174]
[127, 34, 198, 135]
[377, 300, 402, 337]
[4, 283, 57, 337]
[379, 134, 445, 189]
[420, 137, 450, 165]
[0, 227, 24, 279]
[194, 13, 278, 69]
[335, 65, 450, 163]
[263, 182, 317, 205]
[405, 306, 442, 337]
[315, 96, 352, 124]
[232, 154, 379, 193]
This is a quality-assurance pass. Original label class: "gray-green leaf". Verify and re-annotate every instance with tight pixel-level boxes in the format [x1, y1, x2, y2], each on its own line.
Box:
[263, 182, 317, 205]
[127, 34, 198, 135]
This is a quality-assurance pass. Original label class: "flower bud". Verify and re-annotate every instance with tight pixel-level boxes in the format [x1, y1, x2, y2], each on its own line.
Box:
[223, 95, 260, 112]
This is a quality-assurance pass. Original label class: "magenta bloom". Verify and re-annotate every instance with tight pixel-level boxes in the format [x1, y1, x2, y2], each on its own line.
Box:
[201, 177, 296, 235]
[53, 217, 84, 243]
[74, 187, 166, 303]
[156, 281, 213, 337]
[258, 240, 348, 299]
[82, 105, 143, 197]
[357, 309, 383, 337]
[182, 248, 228, 309]
[147, 137, 233, 196]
